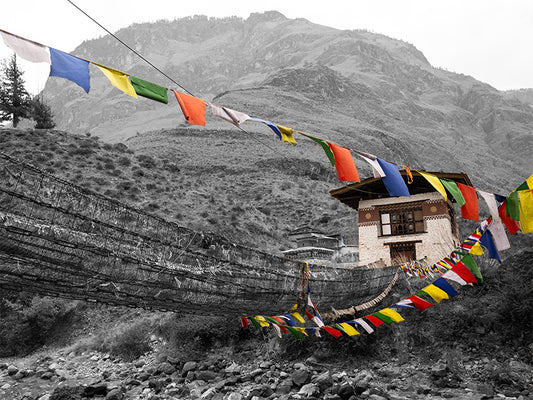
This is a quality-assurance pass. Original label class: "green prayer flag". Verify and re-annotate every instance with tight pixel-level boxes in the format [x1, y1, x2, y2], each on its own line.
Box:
[248, 317, 262, 329]
[461, 254, 483, 283]
[298, 132, 335, 166]
[506, 191, 520, 221]
[372, 312, 394, 325]
[264, 316, 280, 325]
[440, 178, 466, 206]
[286, 326, 303, 339]
[517, 182, 529, 191]
[130, 75, 168, 104]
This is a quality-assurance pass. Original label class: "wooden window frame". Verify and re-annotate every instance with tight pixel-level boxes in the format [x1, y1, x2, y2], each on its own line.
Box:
[380, 207, 425, 237]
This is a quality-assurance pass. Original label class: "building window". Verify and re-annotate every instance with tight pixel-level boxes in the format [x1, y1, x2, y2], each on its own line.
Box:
[390, 242, 417, 264]
[380, 208, 424, 236]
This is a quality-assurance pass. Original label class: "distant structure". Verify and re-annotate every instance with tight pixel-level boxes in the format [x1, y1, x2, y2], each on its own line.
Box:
[282, 227, 358, 264]
[330, 171, 472, 266]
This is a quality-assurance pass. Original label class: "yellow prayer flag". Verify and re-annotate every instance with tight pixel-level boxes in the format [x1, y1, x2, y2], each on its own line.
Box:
[276, 124, 297, 145]
[379, 308, 405, 323]
[95, 63, 138, 98]
[526, 174, 533, 189]
[291, 312, 305, 324]
[518, 189, 533, 233]
[417, 170, 447, 201]
[422, 284, 449, 303]
[294, 327, 308, 336]
[469, 242, 484, 256]
[339, 322, 360, 336]
[254, 316, 270, 327]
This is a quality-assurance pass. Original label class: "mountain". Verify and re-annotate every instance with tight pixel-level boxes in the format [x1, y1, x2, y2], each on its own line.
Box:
[42, 11, 532, 194]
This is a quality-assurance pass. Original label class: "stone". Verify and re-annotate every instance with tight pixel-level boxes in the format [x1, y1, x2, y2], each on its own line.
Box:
[276, 379, 293, 394]
[106, 388, 124, 400]
[0, 363, 8, 370]
[48, 363, 61, 371]
[259, 361, 272, 369]
[299, 382, 320, 397]
[431, 363, 448, 378]
[291, 369, 310, 387]
[37, 395, 51, 400]
[225, 393, 243, 400]
[182, 361, 198, 374]
[338, 383, 355, 400]
[125, 378, 141, 386]
[83, 383, 108, 397]
[133, 359, 145, 368]
[225, 362, 241, 375]
[197, 370, 217, 382]
[156, 362, 176, 375]
[13, 370, 26, 380]
[7, 365, 18, 375]
[201, 387, 217, 399]
[1, 383, 11, 390]
[314, 371, 333, 390]
[40, 372, 55, 380]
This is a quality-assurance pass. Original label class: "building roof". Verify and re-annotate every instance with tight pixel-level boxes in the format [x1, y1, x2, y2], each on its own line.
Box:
[329, 170, 472, 210]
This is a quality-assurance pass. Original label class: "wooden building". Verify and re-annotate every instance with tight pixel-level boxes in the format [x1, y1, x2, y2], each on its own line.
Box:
[330, 171, 472, 266]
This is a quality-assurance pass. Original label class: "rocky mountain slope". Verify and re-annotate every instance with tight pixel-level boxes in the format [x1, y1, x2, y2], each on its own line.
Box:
[41, 11, 532, 194]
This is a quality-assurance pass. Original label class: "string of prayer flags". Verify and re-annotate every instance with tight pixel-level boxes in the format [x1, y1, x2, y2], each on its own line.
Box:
[0, 29, 51, 64]
[210, 104, 250, 126]
[49, 48, 90, 93]
[95, 64, 137, 98]
[518, 189, 533, 233]
[457, 183, 479, 221]
[130, 75, 169, 104]
[377, 158, 410, 197]
[499, 201, 520, 234]
[173, 90, 206, 126]
[327, 142, 360, 182]
[440, 179, 466, 206]
[276, 125, 297, 145]
[298, 132, 335, 166]
[418, 171, 447, 201]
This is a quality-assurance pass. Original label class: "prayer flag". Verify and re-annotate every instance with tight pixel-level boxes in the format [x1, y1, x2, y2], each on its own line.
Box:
[280, 314, 296, 326]
[291, 312, 305, 324]
[372, 312, 394, 324]
[248, 117, 282, 139]
[393, 299, 415, 309]
[450, 262, 477, 284]
[365, 315, 386, 327]
[418, 171, 447, 201]
[443, 270, 468, 286]
[518, 189, 533, 233]
[286, 326, 304, 339]
[1, 30, 50, 64]
[457, 183, 479, 221]
[130, 75, 168, 103]
[95, 64, 137, 98]
[506, 191, 520, 221]
[461, 254, 483, 283]
[173, 90, 206, 126]
[210, 104, 250, 126]
[440, 179, 466, 206]
[469, 242, 483, 256]
[377, 158, 410, 197]
[352, 150, 385, 177]
[339, 322, 360, 336]
[327, 142, 360, 182]
[276, 124, 297, 145]
[298, 132, 335, 166]
[379, 308, 404, 323]
[322, 326, 342, 338]
[432, 277, 460, 297]
[272, 323, 282, 338]
[248, 317, 261, 329]
[419, 284, 449, 303]
[479, 230, 501, 262]
[240, 317, 249, 329]
[254, 316, 270, 327]
[49, 47, 90, 93]
[498, 201, 520, 235]
[353, 318, 374, 334]
[406, 295, 434, 311]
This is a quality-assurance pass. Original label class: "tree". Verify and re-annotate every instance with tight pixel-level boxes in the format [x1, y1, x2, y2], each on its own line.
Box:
[32, 95, 55, 129]
[0, 53, 32, 127]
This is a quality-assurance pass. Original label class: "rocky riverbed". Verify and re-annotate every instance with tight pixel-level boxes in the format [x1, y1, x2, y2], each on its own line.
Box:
[1, 342, 531, 400]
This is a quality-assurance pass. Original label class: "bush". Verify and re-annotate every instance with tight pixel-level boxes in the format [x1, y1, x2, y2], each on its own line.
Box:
[98, 320, 152, 361]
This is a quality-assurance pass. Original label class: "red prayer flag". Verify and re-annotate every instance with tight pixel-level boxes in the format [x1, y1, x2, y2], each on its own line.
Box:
[457, 183, 479, 221]
[498, 201, 520, 235]
[321, 326, 343, 338]
[173, 90, 206, 126]
[240, 317, 249, 329]
[327, 142, 360, 182]
[365, 315, 385, 327]
[406, 295, 434, 311]
[451, 262, 477, 284]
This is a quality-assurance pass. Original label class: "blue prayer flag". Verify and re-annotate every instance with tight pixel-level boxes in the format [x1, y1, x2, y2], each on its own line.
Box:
[248, 117, 282, 140]
[376, 158, 410, 197]
[432, 277, 460, 297]
[49, 47, 90, 93]
[479, 230, 501, 263]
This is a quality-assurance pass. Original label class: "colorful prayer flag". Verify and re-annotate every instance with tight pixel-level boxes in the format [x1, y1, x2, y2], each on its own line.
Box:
[210, 104, 250, 126]
[450, 262, 477, 284]
[352, 150, 385, 177]
[518, 189, 533, 233]
[327, 142, 360, 182]
[457, 183, 479, 221]
[376, 158, 410, 197]
[379, 308, 404, 323]
[418, 171, 447, 201]
[432, 277, 460, 297]
[498, 201, 520, 235]
[419, 284, 449, 303]
[406, 295, 434, 311]
[506, 191, 520, 221]
[461, 254, 483, 283]
[276, 124, 297, 145]
[173, 90, 206, 126]
[298, 132, 335, 166]
[353, 318, 374, 334]
[49, 47, 90, 93]
[440, 179, 466, 206]
[339, 322, 359, 336]
[479, 230, 501, 262]
[322, 326, 342, 338]
[130, 75, 168, 103]
[95, 63, 137, 98]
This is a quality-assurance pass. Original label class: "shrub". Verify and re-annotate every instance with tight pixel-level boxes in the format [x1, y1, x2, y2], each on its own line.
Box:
[98, 320, 152, 361]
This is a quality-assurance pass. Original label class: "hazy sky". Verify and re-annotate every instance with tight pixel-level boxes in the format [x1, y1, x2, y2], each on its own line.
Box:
[2, 0, 533, 94]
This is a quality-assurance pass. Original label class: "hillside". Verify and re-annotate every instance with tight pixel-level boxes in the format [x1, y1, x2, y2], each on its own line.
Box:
[39, 11, 533, 194]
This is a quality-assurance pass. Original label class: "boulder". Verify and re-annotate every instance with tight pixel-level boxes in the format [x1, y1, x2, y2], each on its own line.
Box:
[314, 371, 333, 390]
[105, 388, 124, 400]
[83, 383, 108, 397]
[156, 362, 176, 375]
[299, 382, 320, 397]
[7, 365, 18, 376]
[291, 369, 310, 387]
[182, 361, 198, 374]
[197, 370, 217, 382]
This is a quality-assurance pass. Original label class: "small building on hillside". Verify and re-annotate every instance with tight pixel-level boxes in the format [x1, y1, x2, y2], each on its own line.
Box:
[282, 227, 358, 264]
[329, 171, 472, 266]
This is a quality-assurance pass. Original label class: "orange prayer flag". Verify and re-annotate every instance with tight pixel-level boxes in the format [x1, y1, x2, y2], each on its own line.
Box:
[457, 183, 479, 221]
[173, 90, 206, 126]
[327, 142, 360, 182]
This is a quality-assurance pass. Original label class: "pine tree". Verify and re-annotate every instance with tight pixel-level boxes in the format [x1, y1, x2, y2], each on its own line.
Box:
[0, 53, 32, 127]
[32, 95, 55, 129]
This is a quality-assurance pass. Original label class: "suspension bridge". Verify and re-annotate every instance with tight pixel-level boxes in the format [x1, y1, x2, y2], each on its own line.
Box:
[0, 151, 401, 317]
